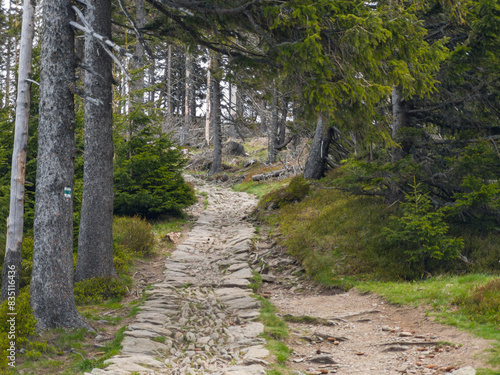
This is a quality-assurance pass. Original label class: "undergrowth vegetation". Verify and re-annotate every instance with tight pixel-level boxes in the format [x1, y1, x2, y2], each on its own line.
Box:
[0, 214, 176, 374]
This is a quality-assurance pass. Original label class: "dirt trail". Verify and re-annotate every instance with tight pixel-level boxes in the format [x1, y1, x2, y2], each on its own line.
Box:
[86, 177, 491, 375]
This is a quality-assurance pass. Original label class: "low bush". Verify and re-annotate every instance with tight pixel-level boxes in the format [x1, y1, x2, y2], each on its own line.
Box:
[113, 216, 155, 257]
[74, 277, 128, 305]
[0, 288, 37, 372]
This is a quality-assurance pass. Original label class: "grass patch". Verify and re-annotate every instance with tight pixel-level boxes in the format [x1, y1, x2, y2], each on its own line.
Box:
[233, 179, 289, 199]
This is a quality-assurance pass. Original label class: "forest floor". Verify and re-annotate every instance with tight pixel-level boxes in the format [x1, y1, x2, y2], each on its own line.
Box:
[76, 175, 494, 375]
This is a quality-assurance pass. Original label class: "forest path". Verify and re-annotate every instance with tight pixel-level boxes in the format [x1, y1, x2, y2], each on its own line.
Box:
[86, 176, 267, 375]
[84, 176, 489, 375]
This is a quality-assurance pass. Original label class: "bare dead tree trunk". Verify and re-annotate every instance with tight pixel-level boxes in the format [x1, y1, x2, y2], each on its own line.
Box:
[391, 85, 407, 162]
[75, 0, 116, 282]
[1, 0, 36, 301]
[132, 0, 145, 104]
[167, 44, 173, 115]
[181, 50, 191, 145]
[210, 54, 222, 175]
[31, 0, 89, 330]
[205, 52, 211, 145]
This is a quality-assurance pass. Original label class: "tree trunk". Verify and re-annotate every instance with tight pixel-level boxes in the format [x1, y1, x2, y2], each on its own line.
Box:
[1, 0, 35, 301]
[132, 0, 145, 103]
[210, 54, 222, 175]
[75, 0, 116, 282]
[267, 85, 279, 163]
[181, 50, 191, 145]
[391, 85, 407, 162]
[30, 0, 89, 330]
[205, 53, 211, 145]
[278, 97, 288, 146]
[303, 115, 334, 180]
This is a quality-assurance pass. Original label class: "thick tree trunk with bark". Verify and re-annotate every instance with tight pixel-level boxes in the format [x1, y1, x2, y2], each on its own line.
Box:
[210, 54, 222, 175]
[75, 0, 116, 282]
[303, 115, 334, 180]
[1, 0, 35, 301]
[30, 0, 89, 330]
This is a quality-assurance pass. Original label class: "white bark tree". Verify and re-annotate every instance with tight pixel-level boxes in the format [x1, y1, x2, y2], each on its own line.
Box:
[1, 0, 36, 301]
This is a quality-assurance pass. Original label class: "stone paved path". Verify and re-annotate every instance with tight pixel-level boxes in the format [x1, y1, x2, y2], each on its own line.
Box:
[86, 176, 269, 375]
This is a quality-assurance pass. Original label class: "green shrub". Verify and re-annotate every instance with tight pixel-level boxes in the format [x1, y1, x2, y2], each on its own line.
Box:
[74, 277, 128, 305]
[113, 216, 155, 257]
[454, 278, 500, 325]
[382, 181, 464, 278]
[0, 288, 37, 372]
[113, 126, 196, 218]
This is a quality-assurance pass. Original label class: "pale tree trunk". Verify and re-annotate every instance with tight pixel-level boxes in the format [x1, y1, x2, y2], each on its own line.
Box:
[205, 53, 211, 145]
[303, 115, 334, 180]
[267, 85, 279, 163]
[167, 44, 173, 116]
[30, 0, 89, 330]
[75, 0, 116, 282]
[181, 50, 191, 145]
[1, 0, 36, 301]
[132, 0, 145, 103]
[210, 54, 222, 175]
[278, 97, 288, 146]
[391, 85, 407, 162]
[5, 36, 11, 108]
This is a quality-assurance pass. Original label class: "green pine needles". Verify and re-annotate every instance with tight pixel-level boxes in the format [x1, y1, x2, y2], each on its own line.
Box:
[383, 180, 464, 277]
[113, 125, 196, 218]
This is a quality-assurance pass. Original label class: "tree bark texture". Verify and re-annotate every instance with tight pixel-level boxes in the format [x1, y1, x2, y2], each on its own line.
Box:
[210, 54, 222, 175]
[303, 115, 334, 180]
[75, 0, 116, 282]
[181, 51, 191, 145]
[267, 85, 279, 163]
[1, 0, 36, 301]
[132, 0, 145, 103]
[30, 0, 88, 330]
[391, 85, 407, 161]
[205, 53, 211, 145]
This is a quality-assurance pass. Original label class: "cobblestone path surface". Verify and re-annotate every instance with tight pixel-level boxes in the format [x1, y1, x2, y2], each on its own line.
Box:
[86, 177, 268, 375]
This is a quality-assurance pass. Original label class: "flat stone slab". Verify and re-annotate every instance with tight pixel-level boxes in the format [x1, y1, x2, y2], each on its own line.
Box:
[243, 345, 270, 359]
[225, 296, 260, 310]
[230, 267, 253, 279]
[124, 329, 161, 339]
[170, 250, 204, 262]
[226, 322, 264, 338]
[134, 312, 169, 323]
[128, 323, 172, 336]
[221, 278, 250, 288]
[105, 354, 166, 369]
[222, 364, 266, 375]
[121, 337, 170, 356]
[227, 262, 249, 272]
